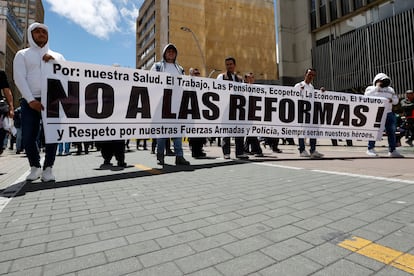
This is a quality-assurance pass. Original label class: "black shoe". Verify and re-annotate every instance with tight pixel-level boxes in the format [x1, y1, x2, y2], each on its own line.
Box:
[176, 156, 190, 165]
[192, 152, 207, 158]
[117, 162, 127, 168]
[236, 154, 249, 160]
[166, 150, 175, 156]
[157, 154, 165, 165]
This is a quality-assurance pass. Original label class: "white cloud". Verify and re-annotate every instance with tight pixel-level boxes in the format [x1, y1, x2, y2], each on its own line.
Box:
[45, 0, 142, 39]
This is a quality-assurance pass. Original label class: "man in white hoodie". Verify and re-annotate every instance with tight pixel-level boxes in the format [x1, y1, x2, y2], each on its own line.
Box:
[365, 73, 404, 158]
[13, 22, 65, 181]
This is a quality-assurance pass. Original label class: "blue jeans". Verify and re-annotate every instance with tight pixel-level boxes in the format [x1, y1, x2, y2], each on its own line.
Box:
[21, 99, 57, 168]
[58, 142, 70, 154]
[298, 138, 317, 153]
[157, 138, 183, 157]
[368, 112, 397, 152]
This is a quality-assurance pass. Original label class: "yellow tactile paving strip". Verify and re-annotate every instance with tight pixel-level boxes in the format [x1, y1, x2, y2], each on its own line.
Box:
[338, 236, 414, 274]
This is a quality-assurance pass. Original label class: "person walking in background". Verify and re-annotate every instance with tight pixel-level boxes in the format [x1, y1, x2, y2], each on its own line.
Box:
[150, 43, 190, 166]
[243, 72, 264, 157]
[217, 57, 249, 160]
[365, 73, 404, 158]
[0, 70, 14, 155]
[295, 68, 324, 159]
[188, 68, 207, 158]
[400, 89, 414, 147]
[97, 140, 126, 168]
[57, 142, 70, 156]
[13, 105, 23, 154]
[13, 22, 65, 182]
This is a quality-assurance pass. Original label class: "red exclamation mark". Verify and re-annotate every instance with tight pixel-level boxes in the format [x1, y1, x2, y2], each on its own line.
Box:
[374, 107, 384, 128]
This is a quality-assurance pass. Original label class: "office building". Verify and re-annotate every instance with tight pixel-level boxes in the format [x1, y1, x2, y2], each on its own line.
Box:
[136, 0, 278, 81]
[276, 0, 414, 95]
[0, 0, 44, 106]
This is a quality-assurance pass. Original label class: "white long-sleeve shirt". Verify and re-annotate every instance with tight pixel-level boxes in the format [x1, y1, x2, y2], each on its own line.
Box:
[13, 22, 65, 103]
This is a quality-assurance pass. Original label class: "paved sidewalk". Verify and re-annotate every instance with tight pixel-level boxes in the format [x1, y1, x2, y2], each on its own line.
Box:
[0, 139, 414, 275]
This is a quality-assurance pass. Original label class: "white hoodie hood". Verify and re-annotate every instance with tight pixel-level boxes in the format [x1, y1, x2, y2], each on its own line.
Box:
[365, 72, 398, 105]
[13, 22, 64, 102]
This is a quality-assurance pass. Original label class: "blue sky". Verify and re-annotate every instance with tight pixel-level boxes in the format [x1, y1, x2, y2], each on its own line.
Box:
[43, 0, 144, 68]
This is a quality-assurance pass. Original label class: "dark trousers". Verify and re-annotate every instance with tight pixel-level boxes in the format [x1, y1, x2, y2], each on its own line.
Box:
[222, 137, 245, 156]
[189, 138, 206, 156]
[245, 137, 262, 154]
[99, 140, 125, 163]
[21, 99, 57, 168]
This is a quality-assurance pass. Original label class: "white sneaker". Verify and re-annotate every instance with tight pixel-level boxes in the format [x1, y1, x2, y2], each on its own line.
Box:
[41, 167, 56, 182]
[300, 150, 310, 157]
[388, 150, 404, 158]
[310, 151, 324, 159]
[26, 166, 41, 181]
[223, 154, 231, 159]
[366, 149, 378, 157]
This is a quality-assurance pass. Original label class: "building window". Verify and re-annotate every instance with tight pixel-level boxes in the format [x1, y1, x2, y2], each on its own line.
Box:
[341, 0, 350, 15]
[329, 0, 338, 20]
[353, 0, 363, 9]
[310, 0, 317, 30]
[319, 0, 327, 26]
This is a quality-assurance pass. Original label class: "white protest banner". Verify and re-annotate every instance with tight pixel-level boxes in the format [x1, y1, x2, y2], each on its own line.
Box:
[41, 61, 389, 143]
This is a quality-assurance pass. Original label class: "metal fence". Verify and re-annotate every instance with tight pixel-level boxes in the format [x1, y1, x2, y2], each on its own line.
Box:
[312, 9, 414, 96]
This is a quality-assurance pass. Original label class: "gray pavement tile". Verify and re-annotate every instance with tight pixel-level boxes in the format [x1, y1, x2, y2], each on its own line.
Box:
[361, 219, 405, 235]
[260, 237, 314, 261]
[232, 213, 271, 227]
[73, 222, 119, 236]
[262, 225, 307, 243]
[46, 233, 99, 252]
[215, 251, 275, 276]
[222, 235, 274, 257]
[42, 252, 107, 276]
[186, 267, 224, 276]
[49, 219, 93, 233]
[293, 216, 334, 230]
[115, 215, 157, 227]
[376, 230, 414, 252]
[188, 233, 238, 252]
[0, 260, 11, 274]
[175, 248, 233, 274]
[10, 248, 73, 272]
[76, 257, 142, 276]
[178, 210, 216, 222]
[345, 252, 386, 272]
[126, 227, 172, 244]
[311, 259, 373, 276]
[258, 255, 322, 276]
[155, 230, 204, 248]
[228, 223, 273, 240]
[374, 265, 414, 276]
[351, 209, 389, 223]
[127, 262, 183, 276]
[104, 240, 160, 262]
[98, 224, 145, 240]
[262, 214, 302, 229]
[0, 266, 43, 276]
[0, 239, 20, 251]
[327, 217, 369, 232]
[198, 221, 240, 237]
[297, 226, 343, 246]
[141, 217, 183, 231]
[168, 218, 211, 234]
[203, 212, 242, 224]
[20, 230, 72, 247]
[138, 243, 195, 268]
[74, 236, 128, 256]
[0, 244, 45, 263]
[301, 242, 351, 266]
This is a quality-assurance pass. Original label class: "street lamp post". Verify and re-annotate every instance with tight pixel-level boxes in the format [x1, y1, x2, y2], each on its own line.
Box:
[180, 26, 207, 76]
